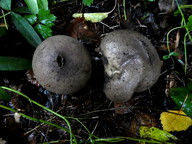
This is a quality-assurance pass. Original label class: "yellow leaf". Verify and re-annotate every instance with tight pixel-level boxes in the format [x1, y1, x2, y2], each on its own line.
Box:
[139, 126, 178, 142]
[72, 13, 108, 23]
[160, 110, 192, 132]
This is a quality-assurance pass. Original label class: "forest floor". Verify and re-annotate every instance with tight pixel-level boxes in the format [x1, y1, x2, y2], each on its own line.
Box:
[0, 0, 192, 143]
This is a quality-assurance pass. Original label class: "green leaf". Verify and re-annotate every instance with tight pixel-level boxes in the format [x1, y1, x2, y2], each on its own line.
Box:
[163, 55, 170, 60]
[82, 0, 94, 6]
[38, 0, 48, 10]
[163, 52, 179, 60]
[24, 0, 39, 14]
[0, 56, 31, 71]
[0, 27, 7, 37]
[0, 0, 11, 10]
[147, 0, 155, 2]
[11, 12, 42, 47]
[169, 52, 179, 57]
[38, 9, 56, 27]
[72, 12, 108, 23]
[54, 0, 70, 3]
[170, 86, 192, 117]
[13, 6, 31, 14]
[0, 88, 11, 101]
[24, 14, 37, 25]
[35, 24, 52, 39]
[186, 15, 192, 31]
[173, 10, 180, 17]
[139, 126, 178, 142]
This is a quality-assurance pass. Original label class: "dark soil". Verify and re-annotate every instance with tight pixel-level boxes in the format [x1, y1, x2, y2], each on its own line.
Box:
[0, 0, 192, 143]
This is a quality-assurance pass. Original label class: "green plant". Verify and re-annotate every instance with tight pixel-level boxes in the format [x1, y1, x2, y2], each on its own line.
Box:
[0, 86, 178, 143]
[123, 0, 127, 20]
[11, 12, 42, 47]
[82, 0, 94, 7]
[0, 0, 57, 71]
[170, 82, 192, 117]
[0, 88, 11, 101]
[147, 0, 155, 2]
[0, 0, 41, 47]
[24, 9, 56, 39]
[81, 0, 127, 21]
[163, 52, 180, 60]
[73, 0, 117, 23]
[165, 0, 192, 75]
[0, 56, 31, 71]
[0, 0, 57, 47]
[0, 86, 78, 144]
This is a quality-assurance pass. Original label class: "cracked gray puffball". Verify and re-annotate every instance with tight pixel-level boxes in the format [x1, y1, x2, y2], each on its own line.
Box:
[100, 30, 161, 102]
[32, 35, 92, 94]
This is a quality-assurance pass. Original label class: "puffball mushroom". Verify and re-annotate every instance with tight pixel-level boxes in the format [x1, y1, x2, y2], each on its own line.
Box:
[32, 35, 92, 94]
[100, 30, 161, 102]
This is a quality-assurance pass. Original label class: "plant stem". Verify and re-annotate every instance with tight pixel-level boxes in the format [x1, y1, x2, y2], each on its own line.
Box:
[184, 32, 188, 74]
[0, 105, 69, 132]
[0, 86, 77, 144]
[166, 26, 184, 53]
[123, 0, 127, 20]
[175, 0, 192, 42]
[1, 10, 8, 29]
[0, 11, 11, 19]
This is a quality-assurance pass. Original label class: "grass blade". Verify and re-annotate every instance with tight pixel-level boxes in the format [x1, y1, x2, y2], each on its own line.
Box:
[0, 105, 69, 132]
[0, 86, 77, 144]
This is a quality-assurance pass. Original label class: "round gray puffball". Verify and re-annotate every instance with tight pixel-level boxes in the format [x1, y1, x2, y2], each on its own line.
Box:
[32, 35, 92, 94]
[100, 30, 161, 102]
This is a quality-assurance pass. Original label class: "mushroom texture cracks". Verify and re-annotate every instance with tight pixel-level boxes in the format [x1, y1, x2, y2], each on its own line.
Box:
[32, 35, 92, 94]
[100, 30, 161, 102]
